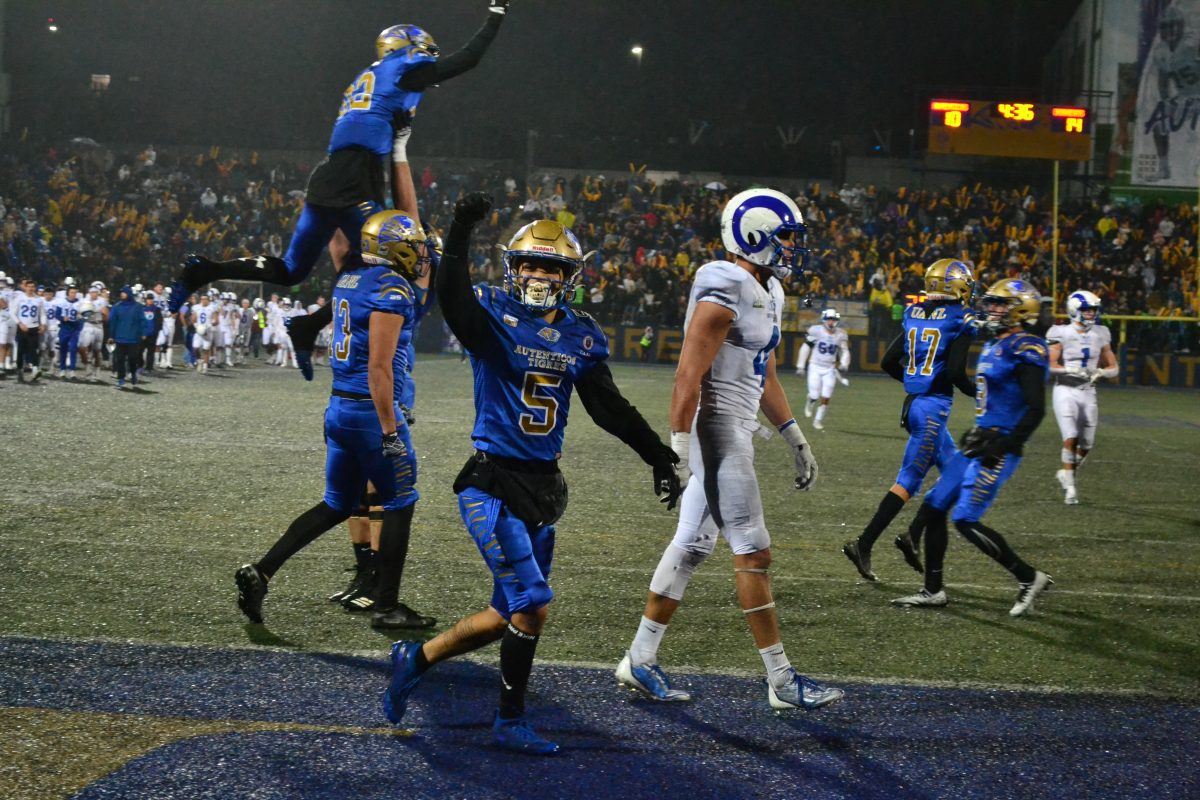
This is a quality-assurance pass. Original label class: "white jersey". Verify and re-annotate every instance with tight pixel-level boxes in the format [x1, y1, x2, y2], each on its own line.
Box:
[14, 294, 47, 327]
[1152, 32, 1200, 98]
[1047, 323, 1111, 387]
[686, 260, 783, 421]
[192, 303, 217, 328]
[803, 324, 849, 370]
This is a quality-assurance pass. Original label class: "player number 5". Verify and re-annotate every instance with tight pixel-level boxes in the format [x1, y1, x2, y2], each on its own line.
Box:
[520, 372, 561, 435]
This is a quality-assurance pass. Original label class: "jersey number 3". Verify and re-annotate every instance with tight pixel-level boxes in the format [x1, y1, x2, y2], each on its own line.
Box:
[338, 72, 376, 119]
[333, 299, 352, 362]
[520, 372, 561, 435]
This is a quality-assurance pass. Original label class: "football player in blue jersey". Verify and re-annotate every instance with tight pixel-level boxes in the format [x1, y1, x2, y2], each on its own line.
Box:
[892, 279, 1054, 616]
[167, 0, 511, 314]
[234, 209, 432, 629]
[382, 193, 681, 755]
[842, 259, 977, 584]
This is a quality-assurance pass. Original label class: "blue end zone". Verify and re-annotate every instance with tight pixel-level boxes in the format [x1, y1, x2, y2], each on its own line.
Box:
[1, 636, 1196, 799]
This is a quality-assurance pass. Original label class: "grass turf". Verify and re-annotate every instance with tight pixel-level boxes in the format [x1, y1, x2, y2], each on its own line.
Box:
[1, 356, 1197, 698]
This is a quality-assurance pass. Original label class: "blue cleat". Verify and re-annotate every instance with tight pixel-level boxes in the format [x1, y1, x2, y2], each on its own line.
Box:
[768, 669, 844, 711]
[615, 651, 691, 701]
[493, 711, 560, 755]
[167, 255, 211, 313]
[382, 641, 424, 724]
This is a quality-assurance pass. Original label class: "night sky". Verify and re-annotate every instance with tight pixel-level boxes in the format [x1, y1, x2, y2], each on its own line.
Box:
[5, 0, 1082, 172]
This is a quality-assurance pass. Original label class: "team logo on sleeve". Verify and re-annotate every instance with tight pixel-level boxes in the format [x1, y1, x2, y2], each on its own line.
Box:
[538, 327, 561, 343]
[582, 335, 594, 351]
[502, 314, 519, 327]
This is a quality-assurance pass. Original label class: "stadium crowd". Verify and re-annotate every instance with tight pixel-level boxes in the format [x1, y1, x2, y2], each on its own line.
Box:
[1, 141, 1197, 349]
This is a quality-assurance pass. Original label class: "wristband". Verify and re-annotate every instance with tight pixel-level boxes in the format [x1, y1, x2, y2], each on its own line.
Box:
[779, 419, 806, 447]
[670, 431, 690, 465]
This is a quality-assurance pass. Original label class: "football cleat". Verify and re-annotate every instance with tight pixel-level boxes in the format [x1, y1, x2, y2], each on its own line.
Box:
[168, 255, 211, 313]
[803, 397, 816, 418]
[328, 568, 361, 603]
[382, 641, 425, 725]
[768, 670, 844, 711]
[842, 539, 878, 582]
[340, 569, 377, 611]
[1055, 470, 1079, 505]
[1010, 571, 1053, 617]
[891, 589, 948, 608]
[493, 712, 560, 755]
[894, 533, 924, 574]
[235, 563, 268, 623]
[371, 602, 437, 630]
[615, 652, 692, 702]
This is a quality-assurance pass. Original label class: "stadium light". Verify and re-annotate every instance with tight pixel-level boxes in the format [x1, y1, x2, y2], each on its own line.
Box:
[631, 45, 644, 67]
[47, 18, 59, 32]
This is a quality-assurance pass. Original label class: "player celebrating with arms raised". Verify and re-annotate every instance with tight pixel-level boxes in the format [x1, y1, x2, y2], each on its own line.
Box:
[1046, 290, 1117, 505]
[382, 193, 680, 755]
[168, 1, 512, 312]
[615, 189, 842, 712]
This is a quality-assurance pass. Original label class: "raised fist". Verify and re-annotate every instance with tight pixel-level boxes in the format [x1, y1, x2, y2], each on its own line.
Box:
[454, 192, 493, 226]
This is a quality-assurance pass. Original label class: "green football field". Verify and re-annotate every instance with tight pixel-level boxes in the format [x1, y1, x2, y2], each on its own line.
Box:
[1, 356, 1197, 699]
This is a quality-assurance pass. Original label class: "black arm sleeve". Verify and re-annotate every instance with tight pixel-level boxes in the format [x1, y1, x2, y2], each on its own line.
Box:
[947, 334, 975, 398]
[1008, 363, 1046, 448]
[880, 334, 905, 382]
[575, 361, 672, 466]
[400, 14, 503, 91]
[434, 219, 493, 354]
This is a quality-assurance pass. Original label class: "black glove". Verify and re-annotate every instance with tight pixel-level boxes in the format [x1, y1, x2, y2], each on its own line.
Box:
[454, 192, 493, 226]
[400, 404, 416, 426]
[652, 448, 683, 511]
[488, 0, 510, 14]
[960, 427, 1019, 469]
[382, 431, 408, 458]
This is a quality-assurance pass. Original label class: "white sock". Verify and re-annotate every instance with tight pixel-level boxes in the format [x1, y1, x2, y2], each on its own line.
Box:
[759, 642, 793, 689]
[629, 616, 668, 666]
[815, 405, 828, 423]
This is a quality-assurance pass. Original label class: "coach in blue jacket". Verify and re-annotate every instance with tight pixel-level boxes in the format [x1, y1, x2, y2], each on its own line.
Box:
[108, 286, 143, 386]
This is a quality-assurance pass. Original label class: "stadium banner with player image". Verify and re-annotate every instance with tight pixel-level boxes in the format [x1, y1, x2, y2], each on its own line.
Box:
[1128, 0, 1200, 189]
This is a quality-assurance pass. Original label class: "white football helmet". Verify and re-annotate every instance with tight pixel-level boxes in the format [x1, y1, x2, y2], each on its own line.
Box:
[63, 276, 77, 288]
[821, 308, 840, 329]
[720, 188, 809, 280]
[1066, 289, 1101, 330]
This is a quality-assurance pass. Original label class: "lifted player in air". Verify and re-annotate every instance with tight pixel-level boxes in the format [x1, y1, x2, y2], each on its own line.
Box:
[1046, 290, 1117, 505]
[235, 209, 431, 629]
[167, 0, 511, 313]
[383, 193, 681, 755]
[892, 279, 1053, 616]
[842, 259, 977, 584]
[615, 189, 842, 712]
[795, 308, 850, 430]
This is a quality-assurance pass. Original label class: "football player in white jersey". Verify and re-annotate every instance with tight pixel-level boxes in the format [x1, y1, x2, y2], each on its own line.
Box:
[795, 308, 851, 430]
[1046, 290, 1118, 504]
[0, 273, 14, 378]
[78, 287, 107, 378]
[191, 294, 217, 373]
[156, 288, 176, 368]
[40, 287, 60, 369]
[14, 279, 48, 381]
[616, 188, 842, 711]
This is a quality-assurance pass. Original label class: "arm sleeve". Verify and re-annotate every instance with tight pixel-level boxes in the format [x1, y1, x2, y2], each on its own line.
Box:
[400, 14, 503, 91]
[433, 219, 493, 353]
[880, 334, 906, 382]
[575, 361, 672, 466]
[946, 333, 975, 397]
[1008, 362, 1046, 448]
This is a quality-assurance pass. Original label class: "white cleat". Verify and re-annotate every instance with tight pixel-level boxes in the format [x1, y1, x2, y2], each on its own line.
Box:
[1056, 469, 1079, 505]
[891, 589, 948, 608]
[1064, 485, 1078, 505]
[768, 669, 844, 710]
[803, 398, 816, 418]
[813, 418, 825, 431]
[1010, 571, 1054, 617]
[615, 651, 691, 702]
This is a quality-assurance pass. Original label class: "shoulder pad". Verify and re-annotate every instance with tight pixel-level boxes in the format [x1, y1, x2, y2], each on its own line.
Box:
[1012, 333, 1049, 366]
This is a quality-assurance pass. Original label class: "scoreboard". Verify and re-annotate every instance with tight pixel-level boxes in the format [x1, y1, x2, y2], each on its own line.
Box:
[927, 99, 1092, 161]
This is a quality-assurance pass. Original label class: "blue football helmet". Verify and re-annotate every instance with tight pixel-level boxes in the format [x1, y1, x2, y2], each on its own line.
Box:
[361, 211, 426, 279]
[1066, 289, 1102, 331]
[376, 24, 440, 63]
[501, 220, 584, 312]
[720, 188, 810, 281]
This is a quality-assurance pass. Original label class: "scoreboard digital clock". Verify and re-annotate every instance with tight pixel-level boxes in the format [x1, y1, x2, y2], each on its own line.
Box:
[927, 99, 1092, 161]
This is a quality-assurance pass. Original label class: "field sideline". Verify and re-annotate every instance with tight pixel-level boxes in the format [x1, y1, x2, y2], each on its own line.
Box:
[1, 356, 1198, 797]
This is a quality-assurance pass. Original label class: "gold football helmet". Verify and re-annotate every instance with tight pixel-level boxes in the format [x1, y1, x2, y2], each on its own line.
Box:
[361, 211, 425, 279]
[924, 259, 976, 302]
[375, 24, 439, 62]
[502, 220, 584, 310]
[979, 278, 1041, 335]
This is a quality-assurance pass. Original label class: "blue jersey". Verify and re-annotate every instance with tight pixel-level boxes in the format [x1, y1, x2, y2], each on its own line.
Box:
[902, 301, 975, 396]
[974, 331, 1049, 432]
[330, 265, 415, 397]
[399, 283, 435, 410]
[327, 52, 430, 156]
[53, 297, 83, 328]
[468, 286, 609, 461]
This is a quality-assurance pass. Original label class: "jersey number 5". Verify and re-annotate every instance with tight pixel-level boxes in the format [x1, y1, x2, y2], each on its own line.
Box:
[520, 372, 561, 435]
[906, 327, 942, 376]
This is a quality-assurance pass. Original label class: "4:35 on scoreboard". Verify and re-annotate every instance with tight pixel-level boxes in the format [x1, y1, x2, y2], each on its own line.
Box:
[928, 98, 1093, 161]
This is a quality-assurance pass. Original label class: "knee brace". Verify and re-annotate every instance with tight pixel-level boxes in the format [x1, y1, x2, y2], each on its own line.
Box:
[649, 543, 709, 600]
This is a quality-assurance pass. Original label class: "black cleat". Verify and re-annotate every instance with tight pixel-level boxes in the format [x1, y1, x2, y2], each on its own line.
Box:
[842, 539, 878, 582]
[235, 563, 268, 623]
[328, 568, 362, 603]
[168, 255, 213, 313]
[894, 533, 924, 574]
[371, 603, 437, 630]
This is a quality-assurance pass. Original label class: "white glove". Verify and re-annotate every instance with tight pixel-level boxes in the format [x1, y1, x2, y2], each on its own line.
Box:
[1066, 365, 1090, 380]
[670, 431, 692, 488]
[836, 371, 850, 387]
[780, 420, 818, 491]
[488, 0, 510, 14]
[392, 127, 412, 164]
